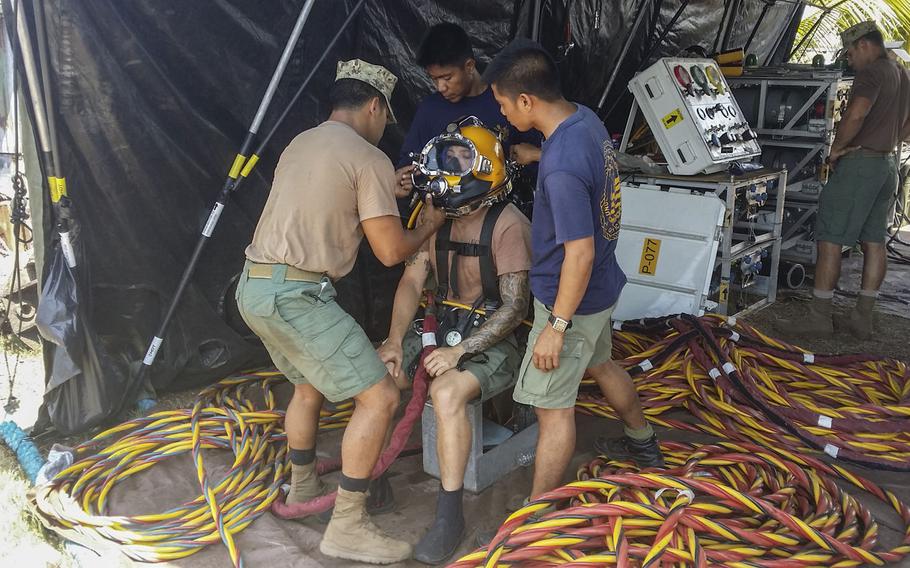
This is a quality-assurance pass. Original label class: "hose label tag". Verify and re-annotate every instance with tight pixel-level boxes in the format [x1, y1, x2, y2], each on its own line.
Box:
[421, 332, 436, 348]
[639, 359, 654, 372]
[817, 415, 832, 429]
[729, 331, 740, 342]
[144, 337, 164, 365]
[202, 203, 224, 237]
[823, 443, 839, 458]
[727, 316, 737, 326]
[708, 368, 721, 380]
[613, 320, 623, 330]
[722, 362, 736, 375]
[803, 353, 815, 364]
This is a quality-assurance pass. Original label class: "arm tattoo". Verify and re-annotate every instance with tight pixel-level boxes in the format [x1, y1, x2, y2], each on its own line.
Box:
[406, 251, 432, 275]
[460, 271, 530, 355]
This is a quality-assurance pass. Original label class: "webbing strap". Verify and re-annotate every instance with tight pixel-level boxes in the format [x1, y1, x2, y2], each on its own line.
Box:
[434, 201, 508, 304]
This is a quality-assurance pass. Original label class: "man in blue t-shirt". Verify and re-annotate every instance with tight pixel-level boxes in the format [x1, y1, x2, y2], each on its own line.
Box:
[393, 23, 540, 198]
[485, 39, 664, 500]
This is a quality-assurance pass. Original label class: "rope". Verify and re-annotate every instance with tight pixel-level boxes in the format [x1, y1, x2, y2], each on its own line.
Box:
[450, 441, 910, 567]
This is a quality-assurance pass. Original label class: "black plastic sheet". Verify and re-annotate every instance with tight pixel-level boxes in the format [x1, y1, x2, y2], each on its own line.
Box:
[28, 0, 792, 429]
[35, 235, 131, 435]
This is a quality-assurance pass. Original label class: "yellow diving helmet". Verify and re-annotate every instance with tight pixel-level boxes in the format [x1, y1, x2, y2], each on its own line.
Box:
[412, 116, 514, 218]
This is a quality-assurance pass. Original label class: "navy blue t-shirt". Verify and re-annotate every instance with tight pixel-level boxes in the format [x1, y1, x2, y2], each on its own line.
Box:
[530, 104, 626, 315]
[397, 88, 539, 167]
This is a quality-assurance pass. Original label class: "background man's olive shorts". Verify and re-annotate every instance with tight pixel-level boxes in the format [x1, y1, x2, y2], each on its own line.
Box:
[513, 299, 615, 409]
[817, 153, 897, 246]
[235, 261, 387, 402]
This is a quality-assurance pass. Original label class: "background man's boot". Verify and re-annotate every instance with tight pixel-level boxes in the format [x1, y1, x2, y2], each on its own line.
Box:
[776, 295, 833, 339]
[840, 293, 876, 339]
[319, 487, 412, 564]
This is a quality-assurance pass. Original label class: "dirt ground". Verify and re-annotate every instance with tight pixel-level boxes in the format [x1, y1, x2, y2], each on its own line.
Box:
[747, 239, 910, 362]
[748, 290, 910, 361]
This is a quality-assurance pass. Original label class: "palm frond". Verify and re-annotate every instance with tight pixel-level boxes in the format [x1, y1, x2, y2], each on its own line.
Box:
[791, 0, 909, 63]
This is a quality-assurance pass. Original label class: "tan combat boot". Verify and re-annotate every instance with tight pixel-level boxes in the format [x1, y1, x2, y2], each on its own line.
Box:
[775, 296, 833, 339]
[285, 462, 328, 505]
[840, 294, 876, 340]
[319, 487, 412, 564]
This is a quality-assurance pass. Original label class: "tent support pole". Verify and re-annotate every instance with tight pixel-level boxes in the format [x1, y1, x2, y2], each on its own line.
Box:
[134, 0, 320, 384]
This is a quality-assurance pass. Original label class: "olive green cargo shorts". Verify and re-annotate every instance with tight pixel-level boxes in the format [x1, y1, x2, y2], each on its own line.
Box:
[513, 299, 615, 409]
[235, 261, 387, 402]
[817, 152, 898, 246]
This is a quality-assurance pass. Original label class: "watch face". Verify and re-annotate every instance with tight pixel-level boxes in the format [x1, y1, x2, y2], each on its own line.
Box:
[444, 330, 463, 346]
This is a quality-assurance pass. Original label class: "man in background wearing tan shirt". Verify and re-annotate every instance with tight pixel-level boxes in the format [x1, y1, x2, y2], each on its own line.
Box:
[237, 59, 444, 564]
[781, 22, 910, 341]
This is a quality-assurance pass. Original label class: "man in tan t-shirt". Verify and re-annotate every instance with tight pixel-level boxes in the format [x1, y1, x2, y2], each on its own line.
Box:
[237, 59, 444, 565]
[780, 22, 910, 341]
[377, 198, 531, 563]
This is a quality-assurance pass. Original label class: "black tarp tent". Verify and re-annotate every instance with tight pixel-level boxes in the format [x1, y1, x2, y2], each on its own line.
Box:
[8, 0, 800, 434]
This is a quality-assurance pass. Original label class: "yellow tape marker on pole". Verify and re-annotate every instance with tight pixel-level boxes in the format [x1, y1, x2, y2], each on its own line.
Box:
[228, 154, 247, 180]
[48, 176, 68, 203]
[240, 154, 260, 178]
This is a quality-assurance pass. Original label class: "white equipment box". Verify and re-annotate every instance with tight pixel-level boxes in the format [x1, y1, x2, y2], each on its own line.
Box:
[627, 58, 761, 175]
[613, 184, 726, 321]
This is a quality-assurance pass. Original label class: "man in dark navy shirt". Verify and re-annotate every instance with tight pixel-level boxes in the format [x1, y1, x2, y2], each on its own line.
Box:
[485, 39, 664, 501]
[393, 23, 540, 198]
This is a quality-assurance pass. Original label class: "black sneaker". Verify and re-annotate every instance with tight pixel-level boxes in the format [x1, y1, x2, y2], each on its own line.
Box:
[593, 434, 666, 469]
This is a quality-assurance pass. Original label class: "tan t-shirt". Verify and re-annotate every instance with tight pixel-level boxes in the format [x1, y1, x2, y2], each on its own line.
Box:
[426, 203, 532, 304]
[245, 121, 399, 279]
[850, 58, 910, 152]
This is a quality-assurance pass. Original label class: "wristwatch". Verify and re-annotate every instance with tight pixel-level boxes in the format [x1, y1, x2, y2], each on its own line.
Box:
[547, 313, 572, 333]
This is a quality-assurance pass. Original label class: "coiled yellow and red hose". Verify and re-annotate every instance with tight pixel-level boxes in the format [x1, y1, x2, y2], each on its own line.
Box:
[29, 370, 347, 564]
[450, 441, 910, 567]
[578, 314, 910, 471]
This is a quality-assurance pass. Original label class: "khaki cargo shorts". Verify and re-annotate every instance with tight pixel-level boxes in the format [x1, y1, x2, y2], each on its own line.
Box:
[401, 330, 520, 400]
[513, 299, 614, 409]
[235, 261, 388, 402]
[817, 152, 898, 246]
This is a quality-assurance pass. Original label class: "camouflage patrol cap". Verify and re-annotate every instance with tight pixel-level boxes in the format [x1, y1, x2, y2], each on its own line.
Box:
[335, 59, 398, 124]
[841, 21, 880, 47]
